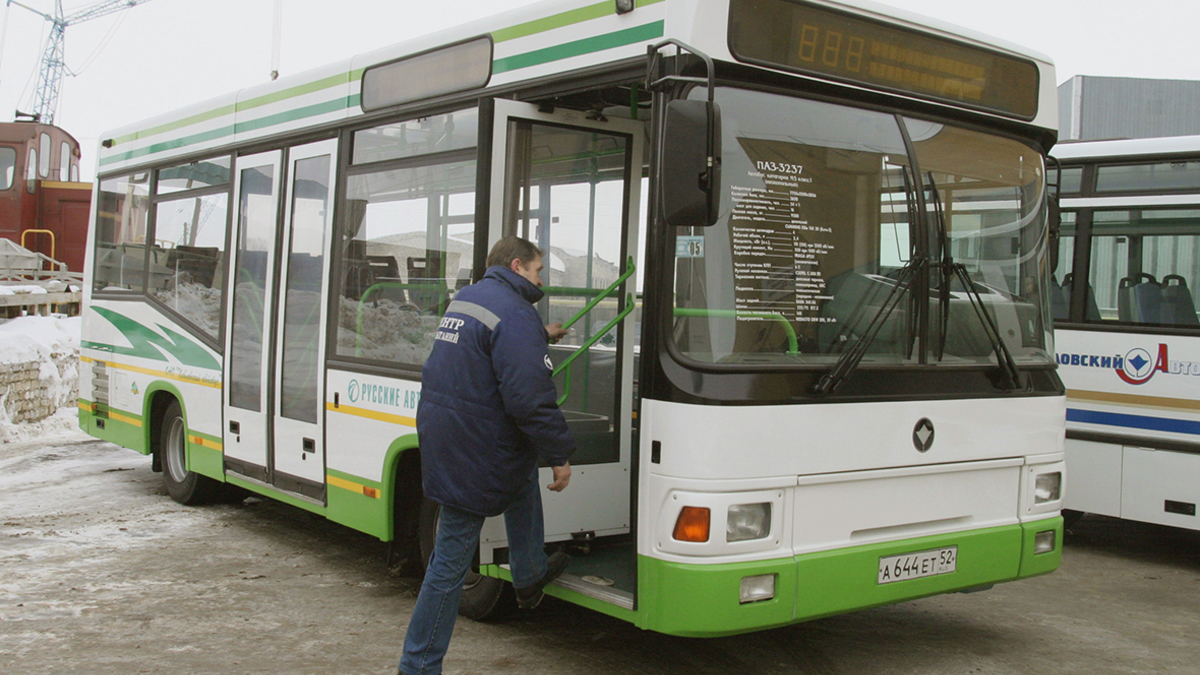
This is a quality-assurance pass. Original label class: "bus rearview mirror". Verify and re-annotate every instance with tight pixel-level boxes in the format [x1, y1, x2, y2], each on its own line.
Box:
[661, 100, 721, 227]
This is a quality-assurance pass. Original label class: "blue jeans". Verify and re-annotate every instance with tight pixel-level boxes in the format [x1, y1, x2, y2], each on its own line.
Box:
[399, 469, 548, 675]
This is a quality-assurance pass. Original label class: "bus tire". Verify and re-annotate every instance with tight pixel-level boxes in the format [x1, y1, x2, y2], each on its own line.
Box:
[418, 497, 516, 622]
[159, 400, 221, 505]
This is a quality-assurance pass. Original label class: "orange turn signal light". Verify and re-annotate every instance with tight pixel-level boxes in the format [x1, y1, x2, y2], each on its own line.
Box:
[673, 506, 711, 542]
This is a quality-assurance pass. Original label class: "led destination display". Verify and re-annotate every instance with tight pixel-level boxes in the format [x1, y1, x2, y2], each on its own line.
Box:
[729, 0, 1040, 119]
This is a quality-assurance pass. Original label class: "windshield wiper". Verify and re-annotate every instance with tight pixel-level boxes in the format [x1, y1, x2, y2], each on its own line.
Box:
[926, 174, 1023, 390]
[812, 255, 925, 396]
[813, 167, 922, 396]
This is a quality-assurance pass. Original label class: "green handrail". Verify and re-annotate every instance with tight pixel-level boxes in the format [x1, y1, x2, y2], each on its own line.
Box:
[554, 257, 637, 332]
[552, 292, 636, 407]
[673, 307, 800, 354]
[549, 258, 636, 407]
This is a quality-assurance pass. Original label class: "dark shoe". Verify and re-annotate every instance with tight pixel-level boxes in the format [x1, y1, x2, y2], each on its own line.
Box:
[515, 552, 570, 609]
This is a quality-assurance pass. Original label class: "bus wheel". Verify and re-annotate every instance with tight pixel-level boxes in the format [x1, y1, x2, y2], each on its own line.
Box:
[418, 497, 515, 622]
[160, 400, 221, 505]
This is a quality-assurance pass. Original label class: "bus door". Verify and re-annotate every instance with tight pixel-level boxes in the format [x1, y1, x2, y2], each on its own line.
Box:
[223, 139, 338, 501]
[480, 100, 644, 569]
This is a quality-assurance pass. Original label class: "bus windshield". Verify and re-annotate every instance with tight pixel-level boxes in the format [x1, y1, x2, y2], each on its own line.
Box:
[672, 86, 1053, 369]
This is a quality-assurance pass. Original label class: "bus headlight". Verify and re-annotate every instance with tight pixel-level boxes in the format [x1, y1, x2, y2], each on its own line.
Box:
[727, 502, 771, 542]
[1034, 472, 1062, 504]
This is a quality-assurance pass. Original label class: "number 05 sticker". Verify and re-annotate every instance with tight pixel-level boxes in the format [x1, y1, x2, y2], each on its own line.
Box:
[676, 236, 705, 258]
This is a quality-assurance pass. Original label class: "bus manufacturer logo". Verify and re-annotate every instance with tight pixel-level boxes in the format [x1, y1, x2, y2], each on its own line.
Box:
[913, 418, 935, 453]
[346, 378, 420, 410]
[1117, 345, 1168, 385]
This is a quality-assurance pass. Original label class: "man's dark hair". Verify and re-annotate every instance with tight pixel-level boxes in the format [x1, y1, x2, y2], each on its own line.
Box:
[486, 236, 544, 269]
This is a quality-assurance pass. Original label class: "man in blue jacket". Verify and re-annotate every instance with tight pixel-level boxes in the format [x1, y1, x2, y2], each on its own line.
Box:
[399, 236, 575, 675]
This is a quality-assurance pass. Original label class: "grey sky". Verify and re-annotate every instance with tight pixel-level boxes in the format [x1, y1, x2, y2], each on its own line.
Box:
[1, 0, 1196, 181]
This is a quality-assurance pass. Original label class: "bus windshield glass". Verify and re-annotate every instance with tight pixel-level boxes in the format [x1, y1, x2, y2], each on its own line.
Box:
[908, 117, 1052, 366]
[672, 86, 1053, 368]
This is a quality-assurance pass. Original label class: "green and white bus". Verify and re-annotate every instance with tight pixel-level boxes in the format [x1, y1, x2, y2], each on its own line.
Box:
[79, 0, 1065, 636]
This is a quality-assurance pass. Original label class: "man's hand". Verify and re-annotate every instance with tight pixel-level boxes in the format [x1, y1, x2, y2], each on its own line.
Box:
[546, 323, 568, 344]
[547, 462, 571, 492]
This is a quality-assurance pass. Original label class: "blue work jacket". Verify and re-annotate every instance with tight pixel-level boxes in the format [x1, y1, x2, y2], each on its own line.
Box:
[416, 266, 575, 517]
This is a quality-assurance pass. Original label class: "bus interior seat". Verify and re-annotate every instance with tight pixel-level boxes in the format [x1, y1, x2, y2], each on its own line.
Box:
[407, 256, 447, 314]
[342, 239, 370, 300]
[366, 255, 405, 303]
[1161, 274, 1199, 325]
[1062, 273, 1102, 321]
[171, 245, 221, 288]
[454, 268, 473, 292]
[1118, 273, 1162, 323]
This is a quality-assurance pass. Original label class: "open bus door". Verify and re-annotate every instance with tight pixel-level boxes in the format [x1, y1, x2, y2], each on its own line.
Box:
[479, 99, 644, 609]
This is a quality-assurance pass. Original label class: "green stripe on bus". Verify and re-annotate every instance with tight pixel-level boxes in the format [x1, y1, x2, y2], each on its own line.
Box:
[491, 0, 664, 43]
[494, 20, 664, 74]
[109, 70, 364, 146]
[233, 70, 362, 113]
[325, 467, 388, 539]
[100, 124, 236, 166]
[99, 94, 362, 166]
[98, 12, 663, 166]
[186, 440, 225, 482]
[108, 104, 237, 147]
[233, 95, 356, 134]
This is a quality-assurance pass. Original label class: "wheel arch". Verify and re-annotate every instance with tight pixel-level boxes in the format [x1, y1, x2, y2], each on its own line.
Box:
[143, 381, 185, 473]
[382, 433, 423, 573]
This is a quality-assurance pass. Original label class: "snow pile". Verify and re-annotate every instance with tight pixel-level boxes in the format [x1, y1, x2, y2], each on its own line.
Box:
[150, 281, 222, 335]
[336, 298, 438, 364]
[0, 315, 81, 441]
[0, 285, 49, 296]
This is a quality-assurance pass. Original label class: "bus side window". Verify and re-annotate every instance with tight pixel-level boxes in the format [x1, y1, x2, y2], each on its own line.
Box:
[336, 108, 479, 368]
[92, 174, 151, 293]
[1087, 208, 1200, 326]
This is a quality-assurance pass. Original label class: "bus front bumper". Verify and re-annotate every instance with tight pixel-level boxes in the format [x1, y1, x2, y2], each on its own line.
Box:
[636, 517, 1062, 637]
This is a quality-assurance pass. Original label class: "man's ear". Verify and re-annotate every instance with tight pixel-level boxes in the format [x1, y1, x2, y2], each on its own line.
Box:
[509, 258, 523, 272]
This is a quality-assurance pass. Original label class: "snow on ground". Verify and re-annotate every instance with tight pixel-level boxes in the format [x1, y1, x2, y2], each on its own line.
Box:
[0, 315, 83, 443]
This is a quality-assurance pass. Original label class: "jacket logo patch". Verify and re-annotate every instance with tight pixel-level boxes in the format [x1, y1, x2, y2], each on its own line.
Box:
[544, 355, 553, 370]
[435, 316, 465, 344]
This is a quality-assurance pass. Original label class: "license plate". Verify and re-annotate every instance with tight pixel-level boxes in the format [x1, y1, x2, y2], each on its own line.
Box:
[877, 546, 957, 584]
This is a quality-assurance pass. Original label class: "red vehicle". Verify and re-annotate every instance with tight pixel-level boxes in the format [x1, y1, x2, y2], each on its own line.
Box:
[0, 121, 91, 275]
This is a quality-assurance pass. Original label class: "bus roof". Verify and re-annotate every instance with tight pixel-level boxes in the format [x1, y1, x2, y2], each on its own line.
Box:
[96, 0, 1056, 175]
[1051, 135, 1200, 162]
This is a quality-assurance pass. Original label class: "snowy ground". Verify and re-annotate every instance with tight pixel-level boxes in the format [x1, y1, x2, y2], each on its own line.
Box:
[2, 318, 1199, 674]
[2, 433, 1199, 675]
